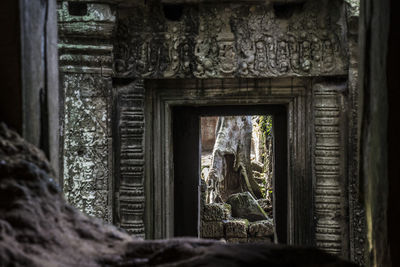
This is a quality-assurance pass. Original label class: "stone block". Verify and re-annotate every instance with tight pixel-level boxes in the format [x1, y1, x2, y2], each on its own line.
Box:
[201, 221, 224, 239]
[203, 203, 231, 221]
[248, 220, 274, 237]
[226, 192, 268, 222]
[224, 219, 248, 238]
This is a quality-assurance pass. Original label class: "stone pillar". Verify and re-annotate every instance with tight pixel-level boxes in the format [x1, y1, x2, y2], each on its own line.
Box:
[58, 1, 115, 222]
[114, 80, 146, 238]
[346, 2, 366, 265]
[313, 82, 348, 256]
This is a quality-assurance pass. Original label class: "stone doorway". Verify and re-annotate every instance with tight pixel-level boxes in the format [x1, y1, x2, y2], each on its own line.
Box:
[142, 78, 312, 244]
[173, 107, 287, 243]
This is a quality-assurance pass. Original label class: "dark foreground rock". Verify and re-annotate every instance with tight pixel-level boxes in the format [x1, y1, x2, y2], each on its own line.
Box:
[0, 123, 357, 267]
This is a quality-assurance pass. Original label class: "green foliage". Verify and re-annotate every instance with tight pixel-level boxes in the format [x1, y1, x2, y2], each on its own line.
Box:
[256, 115, 273, 199]
[260, 186, 266, 198]
[259, 115, 273, 137]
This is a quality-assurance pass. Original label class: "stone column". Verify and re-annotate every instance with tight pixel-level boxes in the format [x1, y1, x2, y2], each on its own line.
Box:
[346, 2, 367, 265]
[58, 1, 115, 222]
[313, 82, 348, 256]
[114, 80, 146, 238]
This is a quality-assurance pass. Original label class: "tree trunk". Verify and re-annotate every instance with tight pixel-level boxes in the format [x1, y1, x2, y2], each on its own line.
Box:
[206, 116, 262, 203]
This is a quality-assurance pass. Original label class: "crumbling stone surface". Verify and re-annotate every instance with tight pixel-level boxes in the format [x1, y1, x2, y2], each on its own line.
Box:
[203, 203, 231, 221]
[224, 219, 249, 238]
[0, 123, 358, 266]
[201, 222, 224, 239]
[249, 220, 274, 237]
[227, 192, 268, 221]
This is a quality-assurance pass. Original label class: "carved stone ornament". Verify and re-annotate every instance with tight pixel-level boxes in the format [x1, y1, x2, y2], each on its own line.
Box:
[58, 1, 115, 222]
[113, 0, 347, 79]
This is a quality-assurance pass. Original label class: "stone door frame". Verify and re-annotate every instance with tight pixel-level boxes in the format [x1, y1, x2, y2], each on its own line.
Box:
[144, 77, 314, 244]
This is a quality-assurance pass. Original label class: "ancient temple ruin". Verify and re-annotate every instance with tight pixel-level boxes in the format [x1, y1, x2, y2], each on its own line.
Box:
[3, 0, 399, 265]
[57, 0, 365, 263]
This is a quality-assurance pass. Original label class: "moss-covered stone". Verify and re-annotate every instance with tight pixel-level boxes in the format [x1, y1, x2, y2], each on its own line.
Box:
[226, 192, 268, 222]
[203, 203, 231, 221]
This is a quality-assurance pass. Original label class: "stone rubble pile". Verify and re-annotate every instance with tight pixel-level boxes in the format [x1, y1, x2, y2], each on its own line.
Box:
[200, 201, 273, 243]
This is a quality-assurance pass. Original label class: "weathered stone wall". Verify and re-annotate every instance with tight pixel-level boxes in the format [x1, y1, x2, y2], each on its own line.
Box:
[58, 1, 115, 222]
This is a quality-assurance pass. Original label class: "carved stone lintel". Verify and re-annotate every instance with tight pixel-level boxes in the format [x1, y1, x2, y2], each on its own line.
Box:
[58, 1, 116, 75]
[114, 1, 347, 79]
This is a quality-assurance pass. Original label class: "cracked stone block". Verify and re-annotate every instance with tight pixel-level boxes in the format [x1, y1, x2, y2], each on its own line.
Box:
[201, 221, 224, 238]
[248, 220, 274, 237]
[224, 219, 248, 238]
[203, 203, 231, 221]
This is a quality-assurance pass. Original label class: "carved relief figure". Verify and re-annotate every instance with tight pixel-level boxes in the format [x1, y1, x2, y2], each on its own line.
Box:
[322, 34, 337, 72]
[181, 42, 192, 76]
[255, 40, 267, 74]
[194, 38, 218, 77]
[164, 32, 180, 77]
[277, 37, 290, 73]
[266, 36, 278, 73]
[217, 40, 236, 76]
[113, 2, 346, 78]
[288, 34, 300, 73]
[300, 35, 312, 72]
[164, 25, 194, 78]
[238, 38, 255, 76]
[311, 35, 322, 70]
